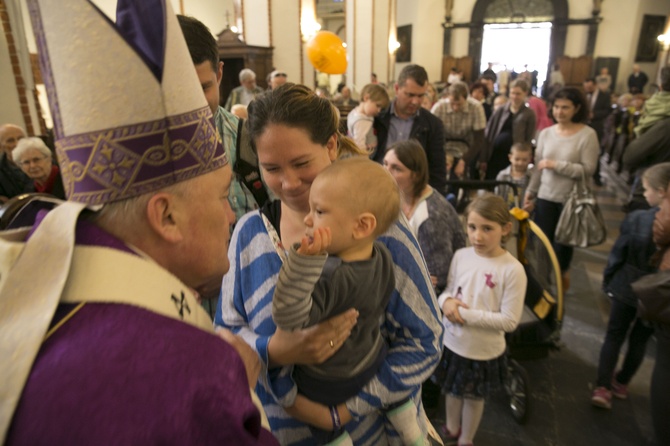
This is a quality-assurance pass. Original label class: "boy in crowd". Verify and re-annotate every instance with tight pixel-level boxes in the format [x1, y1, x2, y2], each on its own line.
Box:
[347, 84, 390, 156]
[495, 142, 534, 209]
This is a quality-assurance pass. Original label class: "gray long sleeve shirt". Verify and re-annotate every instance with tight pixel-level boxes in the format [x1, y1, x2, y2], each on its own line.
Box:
[272, 242, 395, 378]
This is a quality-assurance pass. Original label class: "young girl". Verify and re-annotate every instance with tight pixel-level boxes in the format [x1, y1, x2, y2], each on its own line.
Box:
[347, 83, 390, 156]
[434, 195, 527, 446]
[591, 162, 670, 409]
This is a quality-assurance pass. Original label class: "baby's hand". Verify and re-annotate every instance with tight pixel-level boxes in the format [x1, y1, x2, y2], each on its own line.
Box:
[297, 227, 331, 256]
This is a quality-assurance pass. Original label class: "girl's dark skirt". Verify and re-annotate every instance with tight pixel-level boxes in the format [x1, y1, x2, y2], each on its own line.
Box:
[432, 346, 507, 399]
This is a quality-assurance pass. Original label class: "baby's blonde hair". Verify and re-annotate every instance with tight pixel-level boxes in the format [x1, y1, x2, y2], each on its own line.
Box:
[316, 157, 399, 237]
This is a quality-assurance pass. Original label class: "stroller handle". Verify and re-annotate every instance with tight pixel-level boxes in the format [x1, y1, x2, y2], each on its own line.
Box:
[444, 179, 520, 198]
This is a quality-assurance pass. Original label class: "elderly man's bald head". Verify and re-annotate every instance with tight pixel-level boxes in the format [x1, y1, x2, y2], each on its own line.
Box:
[0, 124, 26, 155]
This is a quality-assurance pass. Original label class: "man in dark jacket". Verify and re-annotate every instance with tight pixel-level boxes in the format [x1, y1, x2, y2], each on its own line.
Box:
[627, 64, 648, 94]
[584, 78, 612, 185]
[373, 64, 446, 194]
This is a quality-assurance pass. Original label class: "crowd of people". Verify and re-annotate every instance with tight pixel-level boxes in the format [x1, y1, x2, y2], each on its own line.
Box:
[2, 1, 670, 445]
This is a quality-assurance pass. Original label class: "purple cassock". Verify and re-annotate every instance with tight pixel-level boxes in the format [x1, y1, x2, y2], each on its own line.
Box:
[6, 217, 278, 445]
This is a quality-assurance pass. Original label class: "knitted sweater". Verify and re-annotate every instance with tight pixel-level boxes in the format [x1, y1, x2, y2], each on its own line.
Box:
[526, 125, 599, 203]
[408, 188, 466, 292]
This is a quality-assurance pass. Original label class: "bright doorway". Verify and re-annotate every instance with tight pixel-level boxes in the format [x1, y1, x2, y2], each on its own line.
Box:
[480, 22, 552, 95]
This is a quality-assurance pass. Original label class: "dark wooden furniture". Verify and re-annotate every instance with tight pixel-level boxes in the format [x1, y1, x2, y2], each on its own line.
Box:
[441, 56, 473, 84]
[216, 27, 273, 107]
[555, 55, 592, 89]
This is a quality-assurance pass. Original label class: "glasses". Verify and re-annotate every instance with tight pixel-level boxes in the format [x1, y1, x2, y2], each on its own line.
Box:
[20, 156, 49, 167]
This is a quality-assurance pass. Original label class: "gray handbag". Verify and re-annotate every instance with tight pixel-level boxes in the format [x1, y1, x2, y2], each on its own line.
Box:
[554, 170, 607, 248]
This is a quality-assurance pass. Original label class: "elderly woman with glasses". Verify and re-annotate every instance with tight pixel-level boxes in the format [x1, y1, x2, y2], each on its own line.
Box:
[12, 137, 65, 199]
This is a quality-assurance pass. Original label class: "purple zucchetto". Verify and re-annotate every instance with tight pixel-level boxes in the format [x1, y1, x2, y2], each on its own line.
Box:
[28, 0, 227, 205]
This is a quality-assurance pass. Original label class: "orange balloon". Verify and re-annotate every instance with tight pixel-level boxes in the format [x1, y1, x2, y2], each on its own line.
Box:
[306, 31, 347, 75]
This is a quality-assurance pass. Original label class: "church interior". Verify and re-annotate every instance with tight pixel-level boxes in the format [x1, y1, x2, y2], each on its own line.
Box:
[2, 0, 670, 445]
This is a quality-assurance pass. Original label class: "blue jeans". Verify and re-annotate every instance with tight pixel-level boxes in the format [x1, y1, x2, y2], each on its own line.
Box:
[596, 299, 654, 387]
[533, 198, 573, 272]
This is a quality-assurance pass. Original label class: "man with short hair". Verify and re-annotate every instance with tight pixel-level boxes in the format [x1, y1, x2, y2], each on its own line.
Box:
[333, 85, 359, 107]
[628, 63, 649, 94]
[431, 81, 487, 165]
[480, 73, 499, 113]
[482, 62, 497, 82]
[584, 77, 611, 185]
[0, 123, 30, 202]
[373, 64, 447, 194]
[177, 15, 261, 223]
[0, 124, 25, 155]
[269, 70, 288, 90]
[1, 1, 277, 444]
[225, 68, 264, 110]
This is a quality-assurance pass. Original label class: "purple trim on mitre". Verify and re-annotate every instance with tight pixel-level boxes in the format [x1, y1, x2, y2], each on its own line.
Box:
[56, 106, 226, 205]
[27, 0, 63, 139]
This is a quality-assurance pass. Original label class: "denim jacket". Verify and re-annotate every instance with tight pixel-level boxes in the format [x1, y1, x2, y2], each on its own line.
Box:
[603, 207, 659, 307]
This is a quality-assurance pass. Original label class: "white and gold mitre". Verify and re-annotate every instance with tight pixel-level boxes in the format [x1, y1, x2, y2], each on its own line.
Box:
[28, 0, 228, 205]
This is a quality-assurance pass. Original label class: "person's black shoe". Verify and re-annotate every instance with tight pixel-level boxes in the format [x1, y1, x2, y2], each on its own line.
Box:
[593, 177, 604, 186]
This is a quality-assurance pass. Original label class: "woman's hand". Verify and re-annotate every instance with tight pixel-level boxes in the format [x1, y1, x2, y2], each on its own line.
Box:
[523, 193, 535, 212]
[268, 309, 359, 367]
[430, 275, 438, 288]
[216, 327, 261, 387]
[442, 297, 468, 325]
[537, 159, 556, 170]
[285, 395, 352, 430]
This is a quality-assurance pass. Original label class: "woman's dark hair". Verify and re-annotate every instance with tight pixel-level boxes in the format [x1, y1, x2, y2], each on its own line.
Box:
[387, 139, 428, 199]
[469, 81, 489, 98]
[247, 83, 361, 156]
[550, 87, 589, 123]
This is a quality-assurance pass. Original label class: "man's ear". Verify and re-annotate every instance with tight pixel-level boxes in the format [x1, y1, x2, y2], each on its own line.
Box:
[145, 193, 184, 244]
[353, 212, 377, 240]
[216, 61, 224, 85]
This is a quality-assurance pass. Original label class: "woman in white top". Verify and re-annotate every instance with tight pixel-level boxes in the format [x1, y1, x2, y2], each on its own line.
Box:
[524, 87, 599, 288]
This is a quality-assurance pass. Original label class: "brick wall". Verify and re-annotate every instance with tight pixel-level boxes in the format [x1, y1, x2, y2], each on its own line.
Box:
[0, 0, 45, 135]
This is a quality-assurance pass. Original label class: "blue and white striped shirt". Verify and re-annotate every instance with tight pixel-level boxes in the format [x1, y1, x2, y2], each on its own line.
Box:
[216, 209, 443, 445]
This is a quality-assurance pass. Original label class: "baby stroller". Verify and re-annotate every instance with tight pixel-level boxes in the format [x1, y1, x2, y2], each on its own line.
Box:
[442, 179, 565, 425]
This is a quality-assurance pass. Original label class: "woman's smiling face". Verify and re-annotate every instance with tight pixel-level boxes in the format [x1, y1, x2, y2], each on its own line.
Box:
[255, 124, 337, 213]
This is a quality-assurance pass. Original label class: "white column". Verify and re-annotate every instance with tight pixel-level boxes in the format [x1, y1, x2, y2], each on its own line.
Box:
[346, 0, 394, 93]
